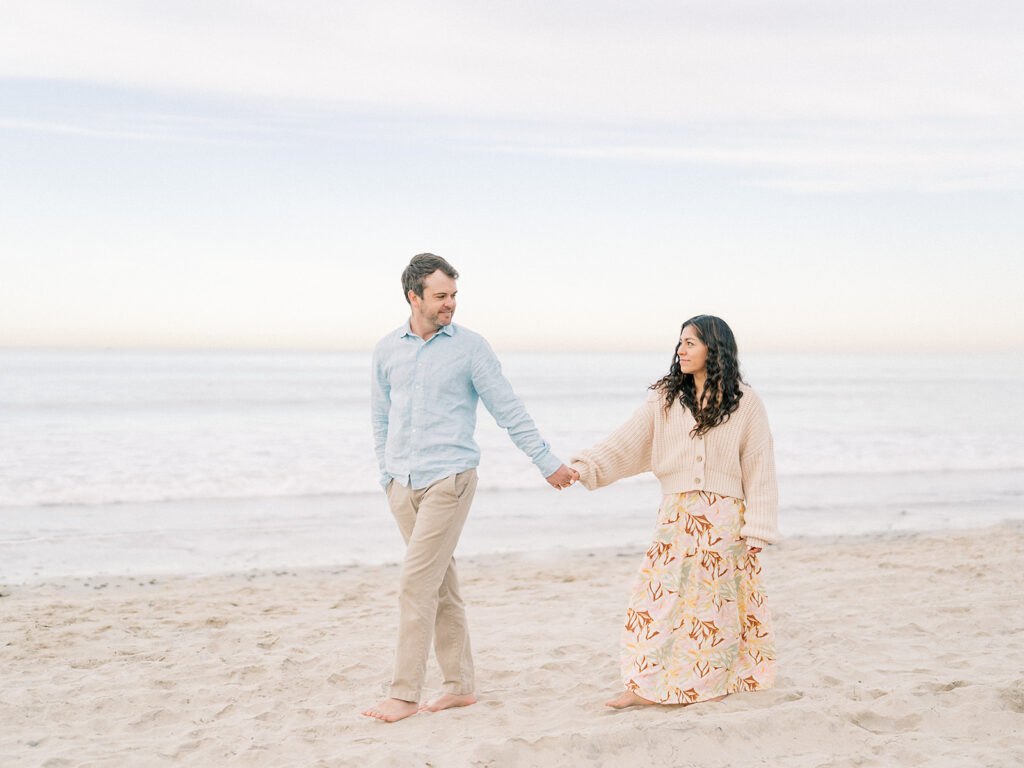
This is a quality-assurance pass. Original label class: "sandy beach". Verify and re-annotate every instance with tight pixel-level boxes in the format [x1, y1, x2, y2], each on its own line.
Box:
[3, 524, 1023, 767]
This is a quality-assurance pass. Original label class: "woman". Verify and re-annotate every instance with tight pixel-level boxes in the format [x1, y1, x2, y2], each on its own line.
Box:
[570, 315, 778, 709]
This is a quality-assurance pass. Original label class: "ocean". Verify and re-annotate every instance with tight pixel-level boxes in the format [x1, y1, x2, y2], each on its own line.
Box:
[2, 348, 1022, 583]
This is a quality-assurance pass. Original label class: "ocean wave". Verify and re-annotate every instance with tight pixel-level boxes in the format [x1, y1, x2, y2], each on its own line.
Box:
[4, 461, 1024, 510]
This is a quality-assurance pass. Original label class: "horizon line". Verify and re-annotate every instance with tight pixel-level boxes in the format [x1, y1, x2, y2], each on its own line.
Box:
[1, 344, 1021, 357]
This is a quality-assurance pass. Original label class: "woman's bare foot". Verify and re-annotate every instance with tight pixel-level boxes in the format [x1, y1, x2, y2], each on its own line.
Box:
[418, 692, 477, 712]
[604, 691, 727, 709]
[605, 690, 655, 708]
[361, 698, 419, 722]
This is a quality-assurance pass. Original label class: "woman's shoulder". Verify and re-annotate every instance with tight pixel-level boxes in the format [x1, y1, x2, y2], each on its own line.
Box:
[737, 382, 768, 412]
[738, 381, 760, 400]
[640, 387, 675, 422]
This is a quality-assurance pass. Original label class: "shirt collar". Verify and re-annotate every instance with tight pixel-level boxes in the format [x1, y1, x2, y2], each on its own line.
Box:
[401, 320, 455, 339]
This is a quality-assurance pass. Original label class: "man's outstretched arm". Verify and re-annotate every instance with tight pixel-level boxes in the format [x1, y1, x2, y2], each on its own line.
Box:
[471, 340, 575, 489]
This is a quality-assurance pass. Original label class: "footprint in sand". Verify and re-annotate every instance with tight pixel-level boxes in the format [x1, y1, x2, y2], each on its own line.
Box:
[998, 684, 1024, 713]
[849, 710, 923, 734]
[914, 679, 969, 694]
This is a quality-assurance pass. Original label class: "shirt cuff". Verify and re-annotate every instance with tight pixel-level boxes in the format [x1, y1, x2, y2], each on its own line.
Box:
[536, 452, 564, 478]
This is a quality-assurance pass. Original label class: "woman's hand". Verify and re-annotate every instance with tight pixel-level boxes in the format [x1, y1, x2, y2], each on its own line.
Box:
[546, 465, 580, 490]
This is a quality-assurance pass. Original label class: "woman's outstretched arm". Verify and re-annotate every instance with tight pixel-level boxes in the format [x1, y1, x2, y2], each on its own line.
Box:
[570, 392, 657, 490]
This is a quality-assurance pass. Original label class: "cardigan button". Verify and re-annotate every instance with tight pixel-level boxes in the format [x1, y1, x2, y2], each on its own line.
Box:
[696, 456, 703, 462]
[694, 478, 702, 485]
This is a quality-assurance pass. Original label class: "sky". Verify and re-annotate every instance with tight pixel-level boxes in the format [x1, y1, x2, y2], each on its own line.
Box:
[1, 1, 1022, 353]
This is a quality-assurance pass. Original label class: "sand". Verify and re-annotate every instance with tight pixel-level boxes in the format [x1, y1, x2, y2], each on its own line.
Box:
[3, 524, 1024, 767]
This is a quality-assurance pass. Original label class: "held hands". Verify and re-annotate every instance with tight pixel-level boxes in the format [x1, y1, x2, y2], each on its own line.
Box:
[546, 464, 580, 490]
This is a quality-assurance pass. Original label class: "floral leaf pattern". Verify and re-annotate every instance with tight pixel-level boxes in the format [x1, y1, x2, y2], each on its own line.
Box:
[620, 491, 776, 704]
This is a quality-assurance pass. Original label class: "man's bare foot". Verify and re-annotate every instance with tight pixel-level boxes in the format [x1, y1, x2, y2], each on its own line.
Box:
[605, 690, 655, 708]
[418, 692, 477, 712]
[361, 698, 419, 722]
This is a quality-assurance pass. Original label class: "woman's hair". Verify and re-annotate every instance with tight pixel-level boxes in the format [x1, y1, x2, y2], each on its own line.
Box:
[651, 314, 744, 437]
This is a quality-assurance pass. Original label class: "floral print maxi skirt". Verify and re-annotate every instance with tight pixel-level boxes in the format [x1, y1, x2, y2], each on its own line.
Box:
[621, 490, 776, 704]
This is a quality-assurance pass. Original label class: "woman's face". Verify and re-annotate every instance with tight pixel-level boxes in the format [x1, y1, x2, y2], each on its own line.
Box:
[677, 325, 708, 376]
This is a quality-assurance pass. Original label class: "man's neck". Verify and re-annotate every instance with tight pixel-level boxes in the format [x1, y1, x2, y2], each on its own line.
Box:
[409, 316, 441, 341]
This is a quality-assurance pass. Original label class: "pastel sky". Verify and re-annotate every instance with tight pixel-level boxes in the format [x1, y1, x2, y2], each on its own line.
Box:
[2, 1, 1022, 353]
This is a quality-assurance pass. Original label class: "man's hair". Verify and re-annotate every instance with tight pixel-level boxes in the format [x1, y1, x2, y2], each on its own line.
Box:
[401, 253, 459, 304]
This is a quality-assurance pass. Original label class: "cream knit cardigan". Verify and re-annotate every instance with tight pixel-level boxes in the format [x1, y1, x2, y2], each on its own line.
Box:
[569, 383, 779, 549]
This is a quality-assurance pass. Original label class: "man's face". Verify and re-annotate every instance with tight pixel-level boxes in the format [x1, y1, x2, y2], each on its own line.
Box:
[409, 270, 457, 332]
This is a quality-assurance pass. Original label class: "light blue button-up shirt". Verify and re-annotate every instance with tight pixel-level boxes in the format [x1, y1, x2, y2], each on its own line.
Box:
[371, 321, 562, 490]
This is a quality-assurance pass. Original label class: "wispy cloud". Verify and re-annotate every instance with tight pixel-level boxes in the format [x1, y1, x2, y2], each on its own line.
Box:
[2, 1, 1023, 191]
[499, 135, 1024, 192]
[0, 115, 276, 145]
[3, 1, 1021, 122]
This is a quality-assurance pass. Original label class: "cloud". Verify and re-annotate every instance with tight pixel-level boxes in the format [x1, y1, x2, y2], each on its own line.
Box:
[2, 0, 1022, 122]
[499, 131, 1024, 192]
[0, 115, 278, 145]
[2, 1, 1023, 192]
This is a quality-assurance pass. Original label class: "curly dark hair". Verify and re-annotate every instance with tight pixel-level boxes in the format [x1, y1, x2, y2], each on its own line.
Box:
[651, 315, 744, 437]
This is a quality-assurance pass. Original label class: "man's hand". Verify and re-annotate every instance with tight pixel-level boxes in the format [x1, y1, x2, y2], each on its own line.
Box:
[546, 465, 579, 490]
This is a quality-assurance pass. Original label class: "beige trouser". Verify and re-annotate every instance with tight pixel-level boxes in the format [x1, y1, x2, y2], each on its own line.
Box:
[386, 469, 478, 702]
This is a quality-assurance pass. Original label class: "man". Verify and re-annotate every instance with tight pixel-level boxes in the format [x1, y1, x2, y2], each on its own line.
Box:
[362, 253, 578, 723]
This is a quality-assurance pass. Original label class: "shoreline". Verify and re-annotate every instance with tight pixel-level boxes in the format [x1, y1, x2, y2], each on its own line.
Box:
[3, 523, 1023, 766]
[3, 467, 1023, 587]
[2, 517, 1023, 595]
[4, 517, 1024, 595]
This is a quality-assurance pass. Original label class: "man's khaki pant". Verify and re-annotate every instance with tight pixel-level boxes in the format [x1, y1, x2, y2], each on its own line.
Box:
[386, 469, 478, 702]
